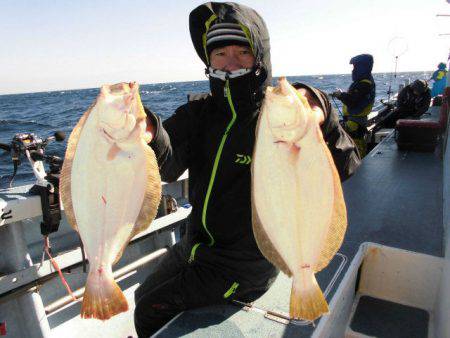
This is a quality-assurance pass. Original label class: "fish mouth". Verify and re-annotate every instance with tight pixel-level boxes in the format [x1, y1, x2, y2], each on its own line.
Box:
[102, 128, 114, 141]
[102, 128, 130, 143]
[273, 140, 299, 148]
[273, 140, 301, 156]
[100, 113, 134, 142]
[102, 82, 135, 97]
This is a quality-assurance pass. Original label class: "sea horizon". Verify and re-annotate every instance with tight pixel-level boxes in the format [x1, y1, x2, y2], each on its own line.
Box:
[0, 70, 433, 97]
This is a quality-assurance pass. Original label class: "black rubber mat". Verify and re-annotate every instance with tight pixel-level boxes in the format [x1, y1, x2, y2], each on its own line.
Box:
[350, 295, 429, 338]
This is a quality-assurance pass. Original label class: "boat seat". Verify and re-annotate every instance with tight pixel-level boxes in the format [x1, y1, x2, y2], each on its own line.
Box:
[394, 101, 448, 152]
[394, 119, 441, 152]
[396, 119, 441, 129]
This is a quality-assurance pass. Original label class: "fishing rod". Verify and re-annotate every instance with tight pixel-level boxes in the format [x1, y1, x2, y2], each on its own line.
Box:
[0, 131, 65, 189]
[386, 56, 398, 101]
[387, 37, 408, 102]
[0, 131, 66, 234]
[330, 95, 343, 118]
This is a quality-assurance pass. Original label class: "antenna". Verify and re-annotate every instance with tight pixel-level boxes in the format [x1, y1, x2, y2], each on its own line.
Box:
[387, 37, 408, 101]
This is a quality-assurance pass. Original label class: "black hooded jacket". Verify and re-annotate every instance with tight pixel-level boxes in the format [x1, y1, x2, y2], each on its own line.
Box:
[396, 80, 431, 117]
[145, 2, 361, 287]
[339, 54, 376, 122]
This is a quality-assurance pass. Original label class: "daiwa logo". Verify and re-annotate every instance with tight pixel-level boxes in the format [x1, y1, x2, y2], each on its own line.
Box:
[235, 154, 251, 165]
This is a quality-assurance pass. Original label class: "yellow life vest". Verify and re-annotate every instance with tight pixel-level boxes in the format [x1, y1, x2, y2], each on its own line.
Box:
[343, 79, 374, 123]
[436, 70, 446, 81]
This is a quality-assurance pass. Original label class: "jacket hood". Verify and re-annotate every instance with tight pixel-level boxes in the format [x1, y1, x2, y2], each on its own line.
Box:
[411, 79, 428, 94]
[350, 54, 373, 81]
[438, 62, 446, 70]
[189, 2, 272, 89]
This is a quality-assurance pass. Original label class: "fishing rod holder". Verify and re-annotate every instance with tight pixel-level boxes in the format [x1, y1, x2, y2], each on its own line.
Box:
[0, 131, 65, 235]
[30, 174, 62, 236]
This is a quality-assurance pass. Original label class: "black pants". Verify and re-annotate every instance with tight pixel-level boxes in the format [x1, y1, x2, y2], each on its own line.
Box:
[134, 241, 270, 338]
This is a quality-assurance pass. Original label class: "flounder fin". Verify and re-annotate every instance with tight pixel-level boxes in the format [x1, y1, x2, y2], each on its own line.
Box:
[131, 145, 161, 236]
[290, 271, 329, 321]
[81, 269, 128, 320]
[314, 140, 348, 272]
[112, 145, 161, 265]
[60, 104, 95, 232]
[134, 86, 147, 120]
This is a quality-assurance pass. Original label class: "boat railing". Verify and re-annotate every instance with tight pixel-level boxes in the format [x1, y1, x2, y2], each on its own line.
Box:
[0, 171, 191, 300]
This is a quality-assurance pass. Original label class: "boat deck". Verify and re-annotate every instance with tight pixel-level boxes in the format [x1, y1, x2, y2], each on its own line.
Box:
[0, 108, 444, 338]
[155, 113, 444, 337]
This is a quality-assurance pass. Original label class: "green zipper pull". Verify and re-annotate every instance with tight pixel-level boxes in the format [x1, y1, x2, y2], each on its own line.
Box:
[223, 282, 240, 299]
[188, 243, 202, 263]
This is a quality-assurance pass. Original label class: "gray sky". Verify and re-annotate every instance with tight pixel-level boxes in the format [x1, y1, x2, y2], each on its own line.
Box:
[1, 0, 449, 94]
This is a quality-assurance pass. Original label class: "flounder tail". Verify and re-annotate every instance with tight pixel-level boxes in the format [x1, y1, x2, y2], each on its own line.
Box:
[290, 269, 329, 321]
[81, 267, 128, 320]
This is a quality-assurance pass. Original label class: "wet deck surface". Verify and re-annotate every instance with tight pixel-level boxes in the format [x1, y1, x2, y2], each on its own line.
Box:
[157, 126, 444, 337]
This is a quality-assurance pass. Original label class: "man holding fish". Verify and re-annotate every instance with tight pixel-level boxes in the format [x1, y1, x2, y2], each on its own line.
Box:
[134, 2, 360, 336]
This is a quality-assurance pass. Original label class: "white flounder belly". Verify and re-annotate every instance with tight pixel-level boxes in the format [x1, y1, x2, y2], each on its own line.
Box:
[71, 113, 148, 267]
[253, 109, 334, 271]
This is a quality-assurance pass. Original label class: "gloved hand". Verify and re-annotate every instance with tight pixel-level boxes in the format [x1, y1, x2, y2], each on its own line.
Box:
[330, 89, 343, 99]
[295, 87, 325, 125]
[143, 106, 157, 144]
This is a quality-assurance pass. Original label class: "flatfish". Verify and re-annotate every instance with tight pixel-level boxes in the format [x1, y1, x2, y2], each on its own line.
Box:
[60, 82, 161, 320]
[252, 77, 347, 321]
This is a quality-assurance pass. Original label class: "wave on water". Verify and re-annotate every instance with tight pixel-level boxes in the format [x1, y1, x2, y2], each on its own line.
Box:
[0, 172, 34, 189]
[141, 90, 166, 95]
[0, 119, 56, 129]
[0, 71, 432, 188]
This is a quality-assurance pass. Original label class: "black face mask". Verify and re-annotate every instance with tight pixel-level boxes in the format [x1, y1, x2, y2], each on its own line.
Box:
[207, 64, 267, 117]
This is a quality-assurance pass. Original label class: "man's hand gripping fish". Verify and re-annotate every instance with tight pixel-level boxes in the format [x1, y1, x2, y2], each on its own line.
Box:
[60, 82, 161, 320]
[252, 77, 347, 321]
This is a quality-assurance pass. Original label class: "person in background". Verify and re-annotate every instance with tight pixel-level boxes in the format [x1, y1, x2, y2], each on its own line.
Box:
[430, 62, 447, 97]
[331, 54, 376, 157]
[382, 79, 432, 128]
[133, 2, 361, 337]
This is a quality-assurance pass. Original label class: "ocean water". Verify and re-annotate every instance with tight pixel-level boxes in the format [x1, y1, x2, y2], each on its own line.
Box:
[0, 71, 431, 188]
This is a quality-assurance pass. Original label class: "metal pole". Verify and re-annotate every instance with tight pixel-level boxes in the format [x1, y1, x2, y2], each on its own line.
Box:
[17, 292, 50, 338]
[181, 180, 189, 200]
[0, 222, 51, 338]
[0, 222, 33, 273]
